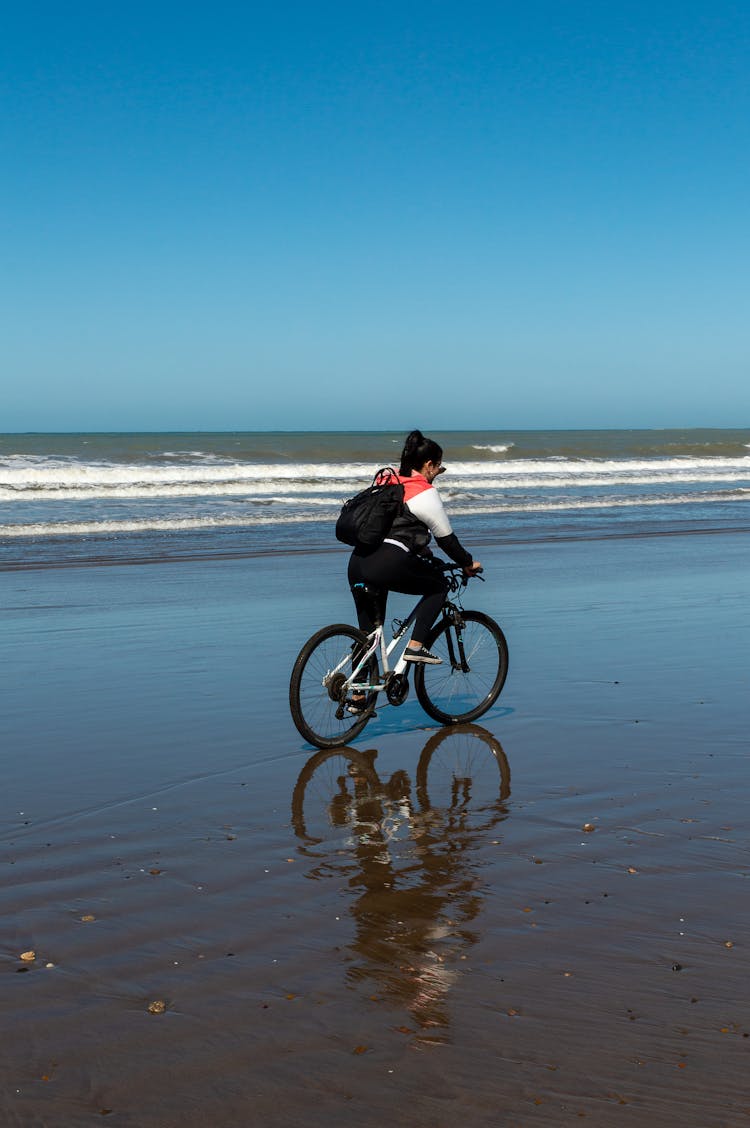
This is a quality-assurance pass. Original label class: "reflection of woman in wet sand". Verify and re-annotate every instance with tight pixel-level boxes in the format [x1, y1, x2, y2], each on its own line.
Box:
[291, 726, 511, 1033]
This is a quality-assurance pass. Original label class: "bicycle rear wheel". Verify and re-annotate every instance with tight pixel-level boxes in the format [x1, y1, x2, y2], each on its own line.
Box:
[414, 610, 508, 724]
[291, 748, 382, 843]
[289, 623, 379, 749]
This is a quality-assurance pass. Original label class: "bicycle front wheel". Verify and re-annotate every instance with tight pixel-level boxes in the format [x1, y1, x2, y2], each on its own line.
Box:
[289, 624, 379, 749]
[414, 610, 508, 724]
[415, 724, 511, 819]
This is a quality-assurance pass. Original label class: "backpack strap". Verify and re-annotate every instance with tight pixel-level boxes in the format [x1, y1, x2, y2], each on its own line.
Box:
[373, 466, 399, 487]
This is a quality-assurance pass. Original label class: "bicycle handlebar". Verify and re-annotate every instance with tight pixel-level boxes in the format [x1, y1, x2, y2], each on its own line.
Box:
[438, 560, 483, 573]
[437, 560, 485, 586]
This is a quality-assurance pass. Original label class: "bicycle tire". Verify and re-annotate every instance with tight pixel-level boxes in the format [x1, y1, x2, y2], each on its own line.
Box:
[415, 724, 511, 819]
[414, 610, 508, 724]
[289, 623, 379, 749]
[291, 747, 382, 843]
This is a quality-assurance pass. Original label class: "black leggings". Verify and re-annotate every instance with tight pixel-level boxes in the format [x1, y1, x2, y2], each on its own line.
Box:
[348, 544, 449, 643]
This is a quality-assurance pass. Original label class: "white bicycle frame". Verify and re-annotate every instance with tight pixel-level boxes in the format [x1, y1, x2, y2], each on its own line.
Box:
[332, 566, 472, 700]
[345, 603, 421, 695]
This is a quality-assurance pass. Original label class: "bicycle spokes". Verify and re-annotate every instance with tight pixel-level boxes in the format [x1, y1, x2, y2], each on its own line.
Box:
[289, 624, 380, 748]
[414, 611, 508, 725]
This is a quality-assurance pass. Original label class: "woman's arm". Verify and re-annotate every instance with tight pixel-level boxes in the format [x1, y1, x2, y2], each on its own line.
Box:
[407, 488, 475, 568]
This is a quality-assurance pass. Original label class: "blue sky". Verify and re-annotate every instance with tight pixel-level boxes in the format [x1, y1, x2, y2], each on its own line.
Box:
[3, 1, 748, 431]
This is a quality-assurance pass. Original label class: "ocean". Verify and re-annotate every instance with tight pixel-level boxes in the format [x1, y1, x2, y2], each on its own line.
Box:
[1, 429, 749, 568]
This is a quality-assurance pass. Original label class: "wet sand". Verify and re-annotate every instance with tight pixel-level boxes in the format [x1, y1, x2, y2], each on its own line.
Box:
[2, 531, 749, 1126]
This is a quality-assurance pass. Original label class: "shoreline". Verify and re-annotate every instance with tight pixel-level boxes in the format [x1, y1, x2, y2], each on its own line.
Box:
[2, 518, 750, 572]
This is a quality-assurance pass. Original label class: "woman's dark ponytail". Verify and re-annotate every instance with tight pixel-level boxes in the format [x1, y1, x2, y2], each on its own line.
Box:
[399, 429, 443, 475]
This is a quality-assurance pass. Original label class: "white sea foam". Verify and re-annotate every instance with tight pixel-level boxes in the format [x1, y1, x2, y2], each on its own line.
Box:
[2, 455, 749, 500]
[159, 450, 221, 459]
[0, 514, 325, 537]
[0, 480, 349, 502]
[0, 459, 371, 491]
[1, 489, 746, 539]
[448, 490, 750, 516]
[472, 444, 514, 453]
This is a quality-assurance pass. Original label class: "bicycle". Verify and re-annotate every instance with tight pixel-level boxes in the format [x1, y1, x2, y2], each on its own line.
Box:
[289, 563, 509, 749]
[291, 724, 511, 844]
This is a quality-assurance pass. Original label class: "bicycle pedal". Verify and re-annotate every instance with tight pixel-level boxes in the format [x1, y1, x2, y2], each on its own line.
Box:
[346, 703, 377, 718]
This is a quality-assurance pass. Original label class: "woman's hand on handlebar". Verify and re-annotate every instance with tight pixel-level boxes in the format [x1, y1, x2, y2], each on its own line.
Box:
[436, 559, 483, 577]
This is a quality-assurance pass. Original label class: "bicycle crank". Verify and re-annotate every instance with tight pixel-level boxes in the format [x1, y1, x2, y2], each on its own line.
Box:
[386, 672, 410, 706]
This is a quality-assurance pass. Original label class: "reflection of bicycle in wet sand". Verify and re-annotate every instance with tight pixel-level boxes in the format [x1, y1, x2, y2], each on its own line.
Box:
[289, 564, 509, 749]
[292, 723, 511, 845]
[291, 724, 511, 1032]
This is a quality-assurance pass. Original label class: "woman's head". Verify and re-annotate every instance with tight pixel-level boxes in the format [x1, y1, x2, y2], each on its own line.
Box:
[399, 430, 444, 478]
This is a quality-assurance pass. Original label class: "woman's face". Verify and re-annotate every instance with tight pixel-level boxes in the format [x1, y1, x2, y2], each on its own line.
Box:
[421, 458, 445, 483]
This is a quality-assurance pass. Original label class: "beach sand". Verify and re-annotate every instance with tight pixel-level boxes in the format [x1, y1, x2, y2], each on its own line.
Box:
[2, 531, 749, 1127]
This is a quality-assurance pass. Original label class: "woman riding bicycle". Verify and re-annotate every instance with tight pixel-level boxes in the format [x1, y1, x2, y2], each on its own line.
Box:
[348, 430, 483, 668]
[289, 432, 506, 744]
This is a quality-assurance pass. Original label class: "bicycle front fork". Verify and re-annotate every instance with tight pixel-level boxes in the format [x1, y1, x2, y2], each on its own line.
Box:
[442, 604, 470, 673]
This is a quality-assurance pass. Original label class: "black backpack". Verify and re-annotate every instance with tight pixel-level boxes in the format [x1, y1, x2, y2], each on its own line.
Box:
[335, 467, 404, 548]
